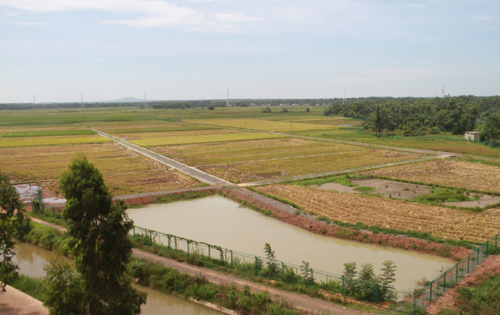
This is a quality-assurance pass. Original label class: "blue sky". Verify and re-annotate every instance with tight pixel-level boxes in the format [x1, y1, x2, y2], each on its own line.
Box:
[0, 0, 498, 103]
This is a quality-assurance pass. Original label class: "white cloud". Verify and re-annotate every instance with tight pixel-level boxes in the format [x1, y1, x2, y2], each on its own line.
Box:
[215, 12, 263, 23]
[7, 21, 47, 25]
[473, 15, 493, 21]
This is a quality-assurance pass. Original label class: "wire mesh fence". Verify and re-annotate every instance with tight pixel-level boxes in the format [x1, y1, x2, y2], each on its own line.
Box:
[414, 234, 499, 310]
[132, 226, 418, 312]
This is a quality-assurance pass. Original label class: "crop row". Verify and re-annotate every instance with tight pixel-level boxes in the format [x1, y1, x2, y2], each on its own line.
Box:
[256, 185, 500, 243]
[185, 118, 337, 132]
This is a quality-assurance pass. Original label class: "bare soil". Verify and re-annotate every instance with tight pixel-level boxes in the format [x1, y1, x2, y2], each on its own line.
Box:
[312, 178, 500, 208]
[426, 254, 500, 314]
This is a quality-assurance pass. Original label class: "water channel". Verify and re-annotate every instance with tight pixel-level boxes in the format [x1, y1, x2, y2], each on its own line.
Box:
[13, 242, 224, 315]
[128, 196, 454, 290]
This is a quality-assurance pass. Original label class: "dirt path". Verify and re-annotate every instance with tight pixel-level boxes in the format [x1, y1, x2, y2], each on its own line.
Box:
[30, 218, 367, 315]
[0, 285, 48, 315]
[132, 249, 363, 315]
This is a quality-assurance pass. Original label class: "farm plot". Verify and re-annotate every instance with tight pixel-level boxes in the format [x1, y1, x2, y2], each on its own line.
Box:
[130, 132, 284, 147]
[256, 185, 500, 243]
[88, 120, 184, 130]
[0, 135, 112, 147]
[199, 149, 421, 183]
[0, 125, 86, 133]
[0, 143, 201, 195]
[114, 129, 239, 141]
[150, 138, 365, 166]
[185, 118, 336, 132]
[360, 159, 500, 194]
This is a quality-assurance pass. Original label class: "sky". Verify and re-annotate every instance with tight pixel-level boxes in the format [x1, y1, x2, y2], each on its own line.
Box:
[0, 0, 499, 103]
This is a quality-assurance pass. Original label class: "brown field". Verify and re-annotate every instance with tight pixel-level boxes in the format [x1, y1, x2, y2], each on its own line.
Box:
[200, 149, 421, 183]
[0, 143, 201, 195]
[360, 159, 500, 194]
[151, 138, 365, 166]
[0, 125, 85, 133]
[87, 120, 171, 129]
[257, 185, 500, 243]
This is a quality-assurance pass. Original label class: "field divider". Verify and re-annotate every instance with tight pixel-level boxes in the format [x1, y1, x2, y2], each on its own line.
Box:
[88, 127, 233, 186]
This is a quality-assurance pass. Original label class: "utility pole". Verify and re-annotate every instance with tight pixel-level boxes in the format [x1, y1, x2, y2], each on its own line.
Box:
[33, 95, 36, 107]
[144, 92, 147, 109]
[226, 89, 230, 107]
[343, 86, 347, 104]
[442, 86, 445, 98]
[81, 94, 84, 108]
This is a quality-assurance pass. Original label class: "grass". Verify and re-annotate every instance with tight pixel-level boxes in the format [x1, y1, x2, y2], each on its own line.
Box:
[2, 129, 95, 137]
[114, 129, 240, 140]
[11, 275, 48, 303]
[256, 184, 500, 243]
[360, 159, 500, 194]
[0, 135, 112, 147]
[284, 175, 358, 187]
[200, 149, 421, 183]
[353, 186, 375, 193]
[413, 188, 473, 204]
[131, 133, 285, 147]
[185, 118, 337, 132]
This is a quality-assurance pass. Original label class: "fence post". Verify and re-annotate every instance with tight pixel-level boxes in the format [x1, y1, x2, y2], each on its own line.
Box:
[133, 226, 135, 238]
[413, 291, 416, 315]
[486, 240, 489, 257]
[456, 264, 458, 283]
[496, 234, 498, 250]
[168, 236, 171, 250]
[376, 284, 380, 305]
[208, 246, 211, 260]
[310, 269, 314, 285]
[187, 241, 190, 257]
[467, 255, 470, 273]
[254, 256, 258, 275]
[341, 276, 345, 297]
[281, 262, 285, 279]
[230, 250, 233, 269]
[430, 280, 433, 302]
[477, 247, 480, 263]
[443, 271, 447, 290]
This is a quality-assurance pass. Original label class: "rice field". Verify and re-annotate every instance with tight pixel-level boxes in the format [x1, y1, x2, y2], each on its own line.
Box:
[360, 159, 500, 194]
[199, 149, 421, 183]
[130, 133, 284, 147]
[114, 129, 240, 141]
[256, 185, 500, 243]
[185, 118, 337, 132]
[150, 138, 365, 166]
[0, 135, 112, 147]
[0, 143, 202, 195]
[2, 129, 95, 137]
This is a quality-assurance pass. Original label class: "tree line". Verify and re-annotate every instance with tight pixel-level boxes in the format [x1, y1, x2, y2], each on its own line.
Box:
[324, 96, 500, 139]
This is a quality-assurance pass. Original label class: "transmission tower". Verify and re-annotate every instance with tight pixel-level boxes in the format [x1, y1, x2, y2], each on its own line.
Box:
[226, 89, 230, 107]
[81, 94, 84, 108]
[442, 86, 445, 98]
[343, 86, 347, 104]
[144, 92, 147, 108]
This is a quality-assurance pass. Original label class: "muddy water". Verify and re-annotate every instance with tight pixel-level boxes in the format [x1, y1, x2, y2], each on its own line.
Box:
[13, 243, 223, 315]
[128, 196, 454, 290]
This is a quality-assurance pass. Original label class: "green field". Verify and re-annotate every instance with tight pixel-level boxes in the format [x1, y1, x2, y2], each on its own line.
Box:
[0, 135, 112, 147]
[105, 125, 218, 134]
[185, 118, 336, 132]
[130, 133, 285, 146]
[2, 129, 95, 137]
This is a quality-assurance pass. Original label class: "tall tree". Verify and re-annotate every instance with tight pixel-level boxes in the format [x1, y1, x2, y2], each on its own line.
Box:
[0, 173, 28, 291]
[45, 155, 146, 314]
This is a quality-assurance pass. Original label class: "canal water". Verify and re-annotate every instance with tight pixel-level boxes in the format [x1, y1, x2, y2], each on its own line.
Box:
[128, 196, 454, 290]
[13, 242, 224, 315]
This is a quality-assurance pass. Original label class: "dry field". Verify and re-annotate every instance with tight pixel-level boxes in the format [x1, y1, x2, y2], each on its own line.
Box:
[185, 118, 336, 132]
[150, 138, 365, 166]
[87, 120, 172, 129]
[113, 129, 240, 141]
[257, 185, 500, 243]
[0, 143, 201, 195]
[200, 149, 421, 183]
[0, 135, 112, 147]
[360, 159, 500, 194]
[0, 125, 85, 133]
[130, 132, 284, 147]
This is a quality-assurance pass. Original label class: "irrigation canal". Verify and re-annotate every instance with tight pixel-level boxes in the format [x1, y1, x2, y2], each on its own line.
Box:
[13, 242, 225, 315]
[127, 196, 455, 290]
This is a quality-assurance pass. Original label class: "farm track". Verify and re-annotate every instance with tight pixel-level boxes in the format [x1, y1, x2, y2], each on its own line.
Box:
[90, 128, 231, 186]
[30, 217, 366, 315]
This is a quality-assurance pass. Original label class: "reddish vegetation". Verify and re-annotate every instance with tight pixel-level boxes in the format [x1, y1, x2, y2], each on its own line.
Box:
[223, 188, 472, 261]
[123, 196, 156, 205]
[426, 254, 500, 314]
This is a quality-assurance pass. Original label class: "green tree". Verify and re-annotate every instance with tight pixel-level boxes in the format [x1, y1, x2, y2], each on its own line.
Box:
[379, 260, 397, 302]
[358, 263, 378, 301]
[208, 105, 215, 110]
[263, 243, 279, 277]
[342, 262, 357, 294]
[45, 155, 146, 314]
[0, 173, 29, 291]
[481, 112, 500, 142]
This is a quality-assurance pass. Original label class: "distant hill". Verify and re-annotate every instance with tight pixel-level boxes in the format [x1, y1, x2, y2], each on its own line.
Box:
[101, 97, 153, 103]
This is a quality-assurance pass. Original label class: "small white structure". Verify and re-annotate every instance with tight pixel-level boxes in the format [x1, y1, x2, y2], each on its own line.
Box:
[465, 131, 480, 141]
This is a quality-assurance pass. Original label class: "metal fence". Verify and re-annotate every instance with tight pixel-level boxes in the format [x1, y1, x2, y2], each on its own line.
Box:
[132, 226, 417, 312]
[30, 188, 64, 218]
[414, 234, 499, 310]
